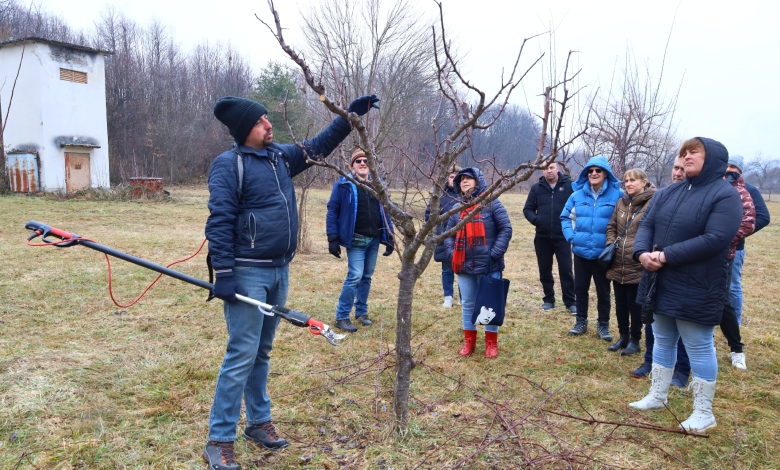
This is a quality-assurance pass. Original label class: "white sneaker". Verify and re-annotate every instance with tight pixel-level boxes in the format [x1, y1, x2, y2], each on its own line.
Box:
[442, 296, 453, 308]
[730, 352, 747, 370]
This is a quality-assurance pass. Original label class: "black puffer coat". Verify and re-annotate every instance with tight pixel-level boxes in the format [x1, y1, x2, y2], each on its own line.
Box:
[633, 137, 743, 325]
[443, 168, 513, 274]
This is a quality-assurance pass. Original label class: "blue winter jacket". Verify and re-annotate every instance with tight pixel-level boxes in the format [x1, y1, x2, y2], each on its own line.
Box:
[443, 168, 513, 274]
[560, 156, 623, 259]
[633, 137, 743, 325]
[206, 117, 352, 270]
[326, 176, 394, 249]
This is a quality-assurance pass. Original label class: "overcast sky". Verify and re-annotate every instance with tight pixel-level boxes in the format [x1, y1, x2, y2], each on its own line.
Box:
[39, 0, 780, 162]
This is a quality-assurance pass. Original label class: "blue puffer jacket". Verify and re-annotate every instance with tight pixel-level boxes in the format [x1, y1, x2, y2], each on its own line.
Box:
[426, 183, 461, 262]
[443, 168, 513, 274]
[560, 156, 622, 259]
[633, 137, 743, 325]
[326, 176, 394, 249]
[206, 117, 352, 270]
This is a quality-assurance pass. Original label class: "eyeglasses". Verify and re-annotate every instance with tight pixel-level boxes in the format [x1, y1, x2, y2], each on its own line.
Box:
[587, 168, 603, 174]
[353, 158, 368, 164]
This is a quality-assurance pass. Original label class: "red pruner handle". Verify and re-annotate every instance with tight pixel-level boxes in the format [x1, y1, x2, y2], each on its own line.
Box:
[307, 318, 325, 335]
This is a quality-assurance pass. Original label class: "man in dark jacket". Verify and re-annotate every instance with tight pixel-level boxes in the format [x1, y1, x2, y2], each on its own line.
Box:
[203, 94, 378, 469]
[327, 147, 394, 333]
[724, 155, 771, 325]
[523, 162, 575, 313]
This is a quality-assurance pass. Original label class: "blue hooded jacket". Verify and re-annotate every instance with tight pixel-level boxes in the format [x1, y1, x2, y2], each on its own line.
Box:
[633, 137, 742, 325]
[443, 168, 513, 274]
[560, 156, 623, 259]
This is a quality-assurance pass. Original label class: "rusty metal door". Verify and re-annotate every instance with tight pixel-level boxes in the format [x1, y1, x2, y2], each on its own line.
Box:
[6, 153, 40, 192]
[65, 152, 91, 192]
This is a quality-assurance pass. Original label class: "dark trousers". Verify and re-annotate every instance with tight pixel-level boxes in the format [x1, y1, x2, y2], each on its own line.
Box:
[573, 255, 611, 324]
[719, 259, 744, 353]
[644, 324, 691, 377]
[613, 281, 642, 340]
[533, 236, 575, 307]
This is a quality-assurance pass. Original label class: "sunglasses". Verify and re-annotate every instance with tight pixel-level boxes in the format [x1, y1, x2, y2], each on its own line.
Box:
[587, 168, 603, 174]
[353, 158, 368, 164]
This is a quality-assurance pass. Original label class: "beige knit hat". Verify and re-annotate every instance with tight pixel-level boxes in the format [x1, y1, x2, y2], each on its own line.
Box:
[351, 147, 367, 166]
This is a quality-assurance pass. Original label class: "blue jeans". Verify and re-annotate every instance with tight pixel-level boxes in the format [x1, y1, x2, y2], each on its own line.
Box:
[208, 265, 288, 442]
[457, 272, 500, 333]
[651, 313, 717, 382]
[336, 236, 380, 320]
[644, 323, 690, 377]
[730, 249, 745, 324]
[441, 261, 455, 297]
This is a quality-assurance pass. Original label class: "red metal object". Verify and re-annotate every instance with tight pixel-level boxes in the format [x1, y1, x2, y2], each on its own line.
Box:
[130, 177, 164, 198]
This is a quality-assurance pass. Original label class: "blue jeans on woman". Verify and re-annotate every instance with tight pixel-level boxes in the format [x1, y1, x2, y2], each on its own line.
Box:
[729, 249, 745, 324]
[208, 265, 288, 442]
[457, 271, 501, 333]
[336, 236, 380, 320]
[651, 313, 717, 382]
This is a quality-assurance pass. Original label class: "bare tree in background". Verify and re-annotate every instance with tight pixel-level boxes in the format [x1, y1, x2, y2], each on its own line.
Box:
[582, 44, 681, 178]
[259, 0, 584, 432]
[745, 153, 780, 200]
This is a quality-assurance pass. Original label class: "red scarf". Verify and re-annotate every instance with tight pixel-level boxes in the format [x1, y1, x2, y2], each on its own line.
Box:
[452, 204, 486, 273]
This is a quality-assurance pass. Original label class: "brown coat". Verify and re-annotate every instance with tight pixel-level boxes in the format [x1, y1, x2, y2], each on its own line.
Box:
[606, 187, 656, 284]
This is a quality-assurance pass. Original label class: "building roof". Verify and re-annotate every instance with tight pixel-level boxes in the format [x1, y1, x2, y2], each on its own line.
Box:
[0, 37, 112, 55]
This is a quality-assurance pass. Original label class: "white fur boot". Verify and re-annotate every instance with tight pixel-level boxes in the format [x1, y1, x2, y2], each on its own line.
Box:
[680, 377, 717, 433]
[629, 363, 674, 410]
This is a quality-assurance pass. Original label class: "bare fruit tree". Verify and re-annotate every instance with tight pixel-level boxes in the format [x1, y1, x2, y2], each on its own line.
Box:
[259, 0, 584, 432]
[581, 44, 681, 178]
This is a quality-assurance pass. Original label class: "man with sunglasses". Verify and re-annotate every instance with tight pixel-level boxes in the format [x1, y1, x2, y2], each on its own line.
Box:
[560, 156, 623, 340]
[327, 147, 395, 333]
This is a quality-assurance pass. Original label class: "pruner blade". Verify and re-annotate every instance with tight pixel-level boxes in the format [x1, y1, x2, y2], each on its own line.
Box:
[312, 324, 346, 347]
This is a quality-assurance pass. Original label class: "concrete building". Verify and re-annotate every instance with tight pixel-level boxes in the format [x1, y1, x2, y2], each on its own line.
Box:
[0, 37, 111, 192]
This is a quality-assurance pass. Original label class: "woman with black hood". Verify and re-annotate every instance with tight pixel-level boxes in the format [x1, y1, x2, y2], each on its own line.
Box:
[443, 167, 512, 358]
[628, 137, 742, 433]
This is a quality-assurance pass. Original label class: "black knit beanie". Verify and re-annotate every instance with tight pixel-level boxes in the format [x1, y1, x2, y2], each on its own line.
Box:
[213, 96, 269, 145]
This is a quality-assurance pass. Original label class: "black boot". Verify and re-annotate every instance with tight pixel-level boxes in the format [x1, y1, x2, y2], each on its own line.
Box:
[608, 335, 629, 352]
[621, 339, 641, 356]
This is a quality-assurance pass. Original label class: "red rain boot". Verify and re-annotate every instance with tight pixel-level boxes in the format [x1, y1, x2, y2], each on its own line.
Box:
[458, 330, 477, 356]
[485, 331, 498, 358]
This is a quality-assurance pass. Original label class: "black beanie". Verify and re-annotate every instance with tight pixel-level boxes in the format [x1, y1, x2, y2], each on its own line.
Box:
[213, 96, 269, 145]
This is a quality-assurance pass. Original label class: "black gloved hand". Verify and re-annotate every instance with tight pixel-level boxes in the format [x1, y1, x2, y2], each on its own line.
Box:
[328, 235, 341, 258]
[212, 272, 247, 302]
[382, 243, 394, 257]
[348, 94, 380, 116]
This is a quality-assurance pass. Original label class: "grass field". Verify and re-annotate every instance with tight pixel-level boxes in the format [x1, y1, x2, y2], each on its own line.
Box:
[1, 186, 778, 469]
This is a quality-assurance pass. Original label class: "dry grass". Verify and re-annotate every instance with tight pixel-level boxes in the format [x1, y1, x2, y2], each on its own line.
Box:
[1, 186, 778, 469]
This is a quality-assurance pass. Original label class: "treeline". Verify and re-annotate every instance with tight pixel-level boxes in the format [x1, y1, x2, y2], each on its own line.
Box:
[0, 0, 542, 187]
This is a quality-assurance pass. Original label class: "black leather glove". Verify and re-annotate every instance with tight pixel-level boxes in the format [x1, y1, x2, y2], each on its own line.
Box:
[348, 94, 380, 116]
[328, 235, 341, 258]
[212, 272, 247, 302]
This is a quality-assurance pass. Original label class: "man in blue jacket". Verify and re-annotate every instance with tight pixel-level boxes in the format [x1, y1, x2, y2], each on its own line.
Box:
[523, 161, 575, 313]
[327, 147, 394, 333]
[560, 156, 622, 340]
[724, 155, 771, 325]
[203, 95, 378, 469]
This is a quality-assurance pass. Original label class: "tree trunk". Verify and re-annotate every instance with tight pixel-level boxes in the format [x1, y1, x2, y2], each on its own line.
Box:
[393, 259, 419, 432]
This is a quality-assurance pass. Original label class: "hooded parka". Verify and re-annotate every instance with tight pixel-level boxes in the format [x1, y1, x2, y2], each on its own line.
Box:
[633, 137, 743, 326]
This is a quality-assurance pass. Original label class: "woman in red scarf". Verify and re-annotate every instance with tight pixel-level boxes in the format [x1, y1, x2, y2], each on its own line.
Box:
[444, 168, 513, 358]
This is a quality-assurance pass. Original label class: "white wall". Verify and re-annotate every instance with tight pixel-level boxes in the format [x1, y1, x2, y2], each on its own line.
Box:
[0, 40, 110, 191]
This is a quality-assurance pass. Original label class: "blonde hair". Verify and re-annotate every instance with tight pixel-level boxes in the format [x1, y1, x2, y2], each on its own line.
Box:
[623, 168, 648, 182]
